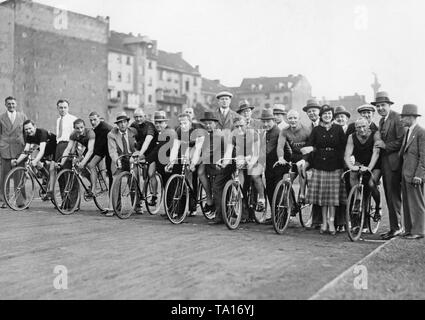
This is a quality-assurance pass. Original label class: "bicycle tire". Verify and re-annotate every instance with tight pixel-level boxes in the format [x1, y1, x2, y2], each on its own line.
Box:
[271, 180, 292, 234]
[93, 170, 110, 213]
[164, 174, 188, 224]
[53, 169, 81, 215]
[199, 182, 216, 221]
[367, 193, 381, 235]
[3, 167, 35, 211]
[346, 185, 365, 242]
[222, 180, 242, 230]
[111, 171, 138, 219]
[145, 173, 163, 215]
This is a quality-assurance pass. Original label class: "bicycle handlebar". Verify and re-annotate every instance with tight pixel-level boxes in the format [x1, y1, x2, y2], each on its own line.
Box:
[273, 161, 293, 169]
[341, 167, 372, 179]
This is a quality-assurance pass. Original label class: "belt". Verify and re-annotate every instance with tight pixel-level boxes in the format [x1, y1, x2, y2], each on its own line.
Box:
[57, 141, 69, 144]
[319, 147, 335, 151]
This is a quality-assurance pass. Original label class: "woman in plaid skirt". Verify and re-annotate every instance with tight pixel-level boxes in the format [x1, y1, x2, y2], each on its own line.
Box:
[305, 105, 348, 235]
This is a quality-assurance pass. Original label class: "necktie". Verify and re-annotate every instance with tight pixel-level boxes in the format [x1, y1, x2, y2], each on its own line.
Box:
[122, 133, 129, 155]
[403, 129, 410, 153]
[58, 116, 64, 139]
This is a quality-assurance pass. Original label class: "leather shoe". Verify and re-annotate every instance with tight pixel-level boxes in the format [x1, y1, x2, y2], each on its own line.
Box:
[382, 229, 403, 240]
[208, 220, 223, 225]
[380, 230, 392, 238]
[403, 234, 424, 240]
[401, 232, 412, 238]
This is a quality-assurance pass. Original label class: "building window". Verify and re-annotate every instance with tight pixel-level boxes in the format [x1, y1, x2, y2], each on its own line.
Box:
[148, 77, 153, 87]
[194, 93, 198, 103]
[117, 72, 122, 82]
[194, 77, 198, 86]
[174, 89, 179, 95]
[265, 103, 270, 108]
[275, 96, 280, 102]
[126, 56, 131, 65]
[259, 84, 263, 91]
[117, 91, 122, 99]
[159, 71, 164, 81]
[251, 84, 256, 91]
[108, 71, 112, 81]
[117, 54, 122, 64]
[185, 81, 190, 92]
[148, 95, 152, 103]
[127, 73, 131, 83]
[265, 93, 270, 99]
[283, 96, 289, 105]
[148, 61, 153, 69]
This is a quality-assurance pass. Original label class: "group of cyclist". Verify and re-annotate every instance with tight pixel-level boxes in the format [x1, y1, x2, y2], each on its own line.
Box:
[0, 91, 407, 239]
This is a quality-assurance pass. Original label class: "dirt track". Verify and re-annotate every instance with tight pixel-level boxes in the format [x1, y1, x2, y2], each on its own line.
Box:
[0, 200, 387, 300]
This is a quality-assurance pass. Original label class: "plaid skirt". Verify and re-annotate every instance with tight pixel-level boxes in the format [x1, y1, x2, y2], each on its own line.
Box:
[307, 169, 347, 206]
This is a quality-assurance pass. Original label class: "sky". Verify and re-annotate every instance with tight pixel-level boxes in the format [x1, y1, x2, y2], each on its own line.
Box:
[35, 0, 425, 116]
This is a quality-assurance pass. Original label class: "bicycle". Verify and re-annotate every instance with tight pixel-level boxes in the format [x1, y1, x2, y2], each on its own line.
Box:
[271, 162, 312, 234]
[343, 168, 382, 242]
[52, 154, 110, 215]
[164, 156, 214, 224]
[219, 158, 268, 230]
[110, 154, 164, 219]
[3, 150, 56, 211]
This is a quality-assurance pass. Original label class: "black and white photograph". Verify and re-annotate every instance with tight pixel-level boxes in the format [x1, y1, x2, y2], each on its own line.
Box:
[0, 0, 425, 304]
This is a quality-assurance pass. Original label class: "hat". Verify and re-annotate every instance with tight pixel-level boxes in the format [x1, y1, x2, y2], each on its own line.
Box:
[153, 111, 168, 122]
[114, 112, 131, 124]
[259, 109, 276, 121]
[334, 106, 351, 118]
[216, 91, 233, 100]
[200, 111, 219, 122]
[357, 104, 376, 114]
[400, 104, 421, 117]
[273, 104, 287, 115]
[303, 99, 321, 112]
[371, 91, 394, 106]
[237, 100, 254, 113]
[319, 104, 334, 117]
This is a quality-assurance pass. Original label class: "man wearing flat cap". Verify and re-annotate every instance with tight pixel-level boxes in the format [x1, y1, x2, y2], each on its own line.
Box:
[216, 91, 238, 131]
[373, 92, 405, 239]
[346, 104, 379, 136]
[399, 104, 425, 240]
[236, 100, 262, 130]
[273, 104, 289, 130]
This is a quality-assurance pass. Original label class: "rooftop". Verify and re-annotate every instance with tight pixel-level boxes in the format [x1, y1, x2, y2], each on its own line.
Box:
[157, 50, 200, 76]
[201, 78, 230, 94]
[238, 75, 304, 93]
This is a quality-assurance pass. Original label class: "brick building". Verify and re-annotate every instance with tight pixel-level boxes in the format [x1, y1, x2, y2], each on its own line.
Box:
[0, 0, 109, 131]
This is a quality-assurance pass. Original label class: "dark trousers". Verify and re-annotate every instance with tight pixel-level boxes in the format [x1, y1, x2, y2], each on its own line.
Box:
[381, 157, 402, 231]
[401, 177, 425, 235]
[265, 165, 285, 206]
[206, 164, 232, 222]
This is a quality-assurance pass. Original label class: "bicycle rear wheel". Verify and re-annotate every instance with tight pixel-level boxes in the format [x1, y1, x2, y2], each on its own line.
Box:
[164, 174, 188, 224]
[367, 193, 381, 234]
[145, 173, 163, 215]
[111, 172, 138, 219]
[4, 167, 35, 211]
[222, 181, 242, 230]
[346, 186, 365, 242]
[93, 169, 110, 213]
[53, 169, 81, 215]
[271, 180, 292, 234]
[199, 182, 215, 220]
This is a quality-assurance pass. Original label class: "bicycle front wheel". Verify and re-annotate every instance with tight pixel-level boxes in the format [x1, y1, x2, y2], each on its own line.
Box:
[271, 180, 291, 234]
[367, 193, 381, 235]
[199, 182, 215, 221]
[145, 173, 163, 215]
[164, 174, 189, 224]
[4, 167, 35, 211]
[53, 169, 81, 215]
[93, 169, 110, 213]
[346, 186, 365, 242]
[111, 171, 138, 219]
[222, 181, 242, 230]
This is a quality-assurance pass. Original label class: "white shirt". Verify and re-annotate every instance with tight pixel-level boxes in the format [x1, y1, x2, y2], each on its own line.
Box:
[312, 120, 320, 127]
[7, 111, 16, 124]
[56, 113, 78, 143]
[220, 107, 229, 118]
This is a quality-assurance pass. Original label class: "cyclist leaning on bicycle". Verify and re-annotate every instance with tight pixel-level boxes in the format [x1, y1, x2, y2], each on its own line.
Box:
[12, 120, 57, 200]
[344, 117, 382, 219]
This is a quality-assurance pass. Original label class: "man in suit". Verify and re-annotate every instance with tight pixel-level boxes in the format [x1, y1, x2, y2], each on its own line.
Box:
[108, 112, 139, 216]
[216, 91, 238, 132]
[399, 104, 425, 240]
[236, 100, 263, 130]
[273, 104, 289, 130]
[373, 92, 405, 240]
[0, 97, 28, 208]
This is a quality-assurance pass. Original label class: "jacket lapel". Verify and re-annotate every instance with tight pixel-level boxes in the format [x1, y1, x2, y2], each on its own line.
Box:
[115, 131, 124, 153]
[383, 111, 395, 138]
[10, 112, 22, 132]
[405, 125, 419, 152]
[1, 113, 13, 131]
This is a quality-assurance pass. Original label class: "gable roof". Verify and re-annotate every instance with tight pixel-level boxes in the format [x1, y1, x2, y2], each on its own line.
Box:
[157, 50, 200, 75]
[201, 78, 230, 93]
[238, 75, 303, 93]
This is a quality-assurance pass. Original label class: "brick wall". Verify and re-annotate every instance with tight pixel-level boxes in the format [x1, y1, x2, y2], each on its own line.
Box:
[0, 6, 14, 100]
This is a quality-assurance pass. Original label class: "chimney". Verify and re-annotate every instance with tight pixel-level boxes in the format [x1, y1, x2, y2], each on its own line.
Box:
[195, 65, 199, 72]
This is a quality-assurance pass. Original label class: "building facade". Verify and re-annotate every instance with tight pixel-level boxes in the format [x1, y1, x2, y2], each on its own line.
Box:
[0, 0, 109, 131]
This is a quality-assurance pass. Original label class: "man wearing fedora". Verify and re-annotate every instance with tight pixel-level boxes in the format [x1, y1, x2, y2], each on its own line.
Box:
[198, 111, 232, 223]
[334, 106, 351, 135]
[399, 104, 425, 240]
[347, 104, 379, 136]
[373, 92, 405, 240]
[216, 91, 238, 131]
[273, 104, 289, 130]
[237, 100, 262, 130]
[108, 112, 140, 216]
